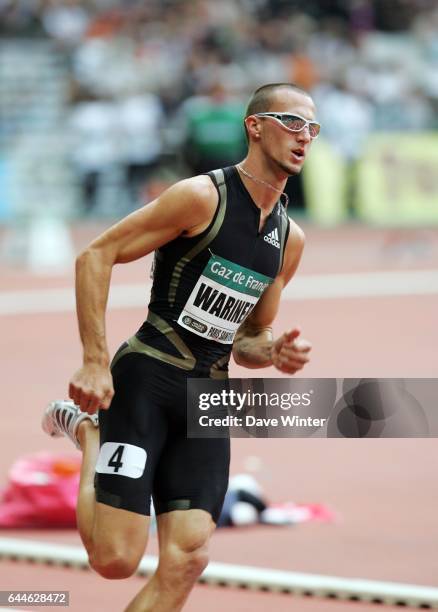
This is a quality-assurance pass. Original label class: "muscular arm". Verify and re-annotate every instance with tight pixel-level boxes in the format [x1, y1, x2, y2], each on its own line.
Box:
[69, 176, 217, 412]
[232, 220, 310, 373]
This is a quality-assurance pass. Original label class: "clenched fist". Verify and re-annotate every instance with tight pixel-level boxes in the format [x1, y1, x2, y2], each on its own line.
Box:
[69, 363, 114, 414]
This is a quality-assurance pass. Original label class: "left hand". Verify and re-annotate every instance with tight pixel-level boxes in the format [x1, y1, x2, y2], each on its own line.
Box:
[271, 328, 311, 374]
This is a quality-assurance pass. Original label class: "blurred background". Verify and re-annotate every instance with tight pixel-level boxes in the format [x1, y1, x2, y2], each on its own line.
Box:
[1, 3, 438, 611]
[0, 0, 437, 233]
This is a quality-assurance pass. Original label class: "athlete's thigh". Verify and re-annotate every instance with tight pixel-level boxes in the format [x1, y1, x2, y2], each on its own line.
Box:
[95, 352, 168, 516]
[92, 502, 150, 563]
[153, 432, 230, 524]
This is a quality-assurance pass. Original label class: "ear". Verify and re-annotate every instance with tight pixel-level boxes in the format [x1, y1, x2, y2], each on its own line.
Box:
[245, 116, 262, 141]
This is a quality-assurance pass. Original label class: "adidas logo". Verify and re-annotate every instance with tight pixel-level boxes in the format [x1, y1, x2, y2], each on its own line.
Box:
[263, 228, 280, 248]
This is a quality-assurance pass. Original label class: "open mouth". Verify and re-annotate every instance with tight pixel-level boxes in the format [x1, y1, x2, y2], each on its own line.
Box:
[291, 150, 305, 162]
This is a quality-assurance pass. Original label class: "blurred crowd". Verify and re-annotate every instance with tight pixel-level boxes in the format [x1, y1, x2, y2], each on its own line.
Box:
[1, 0, 437, 213]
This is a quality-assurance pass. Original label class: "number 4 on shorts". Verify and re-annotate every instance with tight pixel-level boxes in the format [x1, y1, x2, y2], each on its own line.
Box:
[96, 442, 147, 478]
[108, 445, 124, 472]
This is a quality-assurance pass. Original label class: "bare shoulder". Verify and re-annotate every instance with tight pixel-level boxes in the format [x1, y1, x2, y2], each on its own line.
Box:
[287, 218, 305, 250]
[166, 174, 218, 236]
[87, 174, 220, 264]
[163, 174, 217, 208]
[157, 175, 218, 227]
[278, 218, 305, 284]
[186, 173, 219, 200]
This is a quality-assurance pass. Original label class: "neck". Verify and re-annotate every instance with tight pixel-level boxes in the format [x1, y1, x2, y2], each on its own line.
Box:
[237, 157, 289, 211]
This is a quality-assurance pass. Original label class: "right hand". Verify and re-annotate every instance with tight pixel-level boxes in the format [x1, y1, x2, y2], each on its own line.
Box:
[68, 363, 114, 414]
[271, 327, 311, 374]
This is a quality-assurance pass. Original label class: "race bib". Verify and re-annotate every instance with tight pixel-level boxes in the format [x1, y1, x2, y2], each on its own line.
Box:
[178, 254, 273, 344]
[96, 442, 146, 478]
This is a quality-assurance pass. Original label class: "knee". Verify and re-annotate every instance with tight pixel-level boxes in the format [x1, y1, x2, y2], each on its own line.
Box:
[161, 547, 209, 583]
[89, 545, 141, 580]
[184, 545, 209, 579]
[160, 536, 210, 583]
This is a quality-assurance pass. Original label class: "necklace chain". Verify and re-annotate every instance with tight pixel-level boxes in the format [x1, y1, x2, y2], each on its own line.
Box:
[237, 164, 289, 207]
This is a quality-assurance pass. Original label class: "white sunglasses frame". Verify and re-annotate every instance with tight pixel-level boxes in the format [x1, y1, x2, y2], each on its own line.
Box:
[254, 112, 321, 138]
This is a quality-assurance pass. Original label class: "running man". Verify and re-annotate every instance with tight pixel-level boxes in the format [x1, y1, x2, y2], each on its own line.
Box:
[43, 83, 319, 611]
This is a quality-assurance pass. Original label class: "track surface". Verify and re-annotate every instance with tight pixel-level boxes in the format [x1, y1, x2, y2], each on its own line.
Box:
[1, 223, 438, 611]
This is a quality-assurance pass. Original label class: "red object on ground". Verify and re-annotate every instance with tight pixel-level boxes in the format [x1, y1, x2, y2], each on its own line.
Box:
[0, 452, 80, 528]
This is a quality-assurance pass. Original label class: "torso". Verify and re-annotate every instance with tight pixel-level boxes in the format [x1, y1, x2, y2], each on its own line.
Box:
[133, 165, 290, 377]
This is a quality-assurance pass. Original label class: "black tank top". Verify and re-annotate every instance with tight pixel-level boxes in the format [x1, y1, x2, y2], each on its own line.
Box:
[119, 166, 290, 377]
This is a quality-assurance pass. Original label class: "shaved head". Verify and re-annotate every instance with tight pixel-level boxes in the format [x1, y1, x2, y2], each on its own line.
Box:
[245, 83, 311, 118]
[244, 83, 312, 140]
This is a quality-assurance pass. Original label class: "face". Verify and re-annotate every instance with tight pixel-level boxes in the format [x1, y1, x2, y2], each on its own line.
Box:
[248, 89, 318, 176]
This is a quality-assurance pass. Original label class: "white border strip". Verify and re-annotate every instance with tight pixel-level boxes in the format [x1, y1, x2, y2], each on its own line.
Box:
[1, 270, 438, 316]
[1, 537, 437, 608]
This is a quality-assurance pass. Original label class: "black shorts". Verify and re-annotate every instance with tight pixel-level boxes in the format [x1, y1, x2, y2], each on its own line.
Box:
[94, 352, 230, 523]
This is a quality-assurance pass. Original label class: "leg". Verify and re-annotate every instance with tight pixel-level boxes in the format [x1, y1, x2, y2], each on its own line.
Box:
[77, 352, 169, 579]
[76, 420, 149, 579]
[76, 420, 99, 552]
[124, 430, 229, 610]
[88, 502, 149, 579]
[125, 509, 214, 612]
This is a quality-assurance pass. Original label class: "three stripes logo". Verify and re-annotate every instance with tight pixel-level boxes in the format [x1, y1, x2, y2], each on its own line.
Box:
[263, 228, 280, 249]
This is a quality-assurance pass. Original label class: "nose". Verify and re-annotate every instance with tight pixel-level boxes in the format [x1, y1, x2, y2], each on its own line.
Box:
[296, 126, 311, 144]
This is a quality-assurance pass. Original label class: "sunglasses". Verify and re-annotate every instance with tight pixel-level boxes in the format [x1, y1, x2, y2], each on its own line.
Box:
[255, 112, 321, 139]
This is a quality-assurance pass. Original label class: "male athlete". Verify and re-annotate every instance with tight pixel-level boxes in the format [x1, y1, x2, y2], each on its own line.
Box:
[42, 83, 320, 611]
